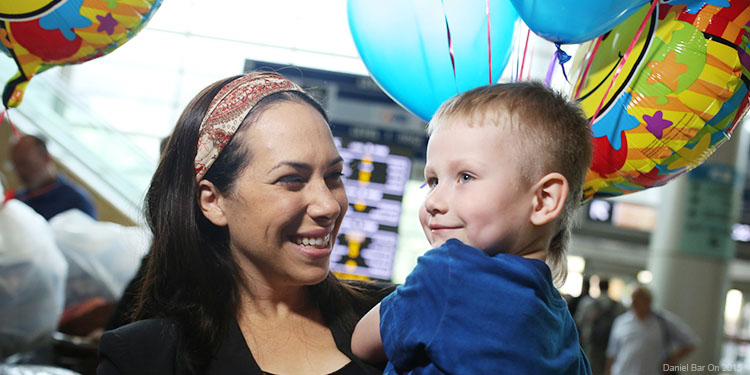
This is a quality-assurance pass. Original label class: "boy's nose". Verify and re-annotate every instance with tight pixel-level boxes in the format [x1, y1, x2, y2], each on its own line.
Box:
[423, 188, 448, 215]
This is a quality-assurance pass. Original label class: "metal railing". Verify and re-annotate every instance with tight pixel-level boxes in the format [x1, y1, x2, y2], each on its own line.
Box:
[0, 58, 158, 223]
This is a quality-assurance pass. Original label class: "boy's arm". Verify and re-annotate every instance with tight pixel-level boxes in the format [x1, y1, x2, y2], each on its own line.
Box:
[351, 302, 387, 363]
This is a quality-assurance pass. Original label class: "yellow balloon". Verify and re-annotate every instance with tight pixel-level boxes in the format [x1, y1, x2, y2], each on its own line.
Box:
[0, 0, 66, 21]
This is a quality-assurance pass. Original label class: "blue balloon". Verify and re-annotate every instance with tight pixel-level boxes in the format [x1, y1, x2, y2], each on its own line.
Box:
[510, 0, 649, 44]
[348, 0, 518, 122]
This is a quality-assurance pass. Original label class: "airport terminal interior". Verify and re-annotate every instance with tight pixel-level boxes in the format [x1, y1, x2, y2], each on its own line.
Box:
[1, 1, 749, 374]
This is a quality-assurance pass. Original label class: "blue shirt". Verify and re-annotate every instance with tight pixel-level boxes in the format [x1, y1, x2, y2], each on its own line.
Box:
[380, 239, 590, 375]
[16, 176, 97, 221]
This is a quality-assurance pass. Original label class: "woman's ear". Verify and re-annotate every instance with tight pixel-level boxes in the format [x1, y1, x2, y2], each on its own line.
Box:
[198, 180, 228, 226]
[530, 172, 569, 226]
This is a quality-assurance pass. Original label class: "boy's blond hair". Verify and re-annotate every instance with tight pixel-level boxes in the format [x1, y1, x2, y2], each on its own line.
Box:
[427, 81, 592, 285]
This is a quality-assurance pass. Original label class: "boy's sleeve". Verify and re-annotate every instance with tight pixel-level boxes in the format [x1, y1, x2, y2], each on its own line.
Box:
[379, 247, 450, 372]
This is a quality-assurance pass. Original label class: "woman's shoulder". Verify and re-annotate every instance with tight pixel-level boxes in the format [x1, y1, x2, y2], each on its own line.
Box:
[105, 317, 179, 340]
[98, 318, 181, 375]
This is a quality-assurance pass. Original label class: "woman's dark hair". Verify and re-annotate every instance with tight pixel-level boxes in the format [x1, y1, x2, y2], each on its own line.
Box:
[135, 73, 384, 374]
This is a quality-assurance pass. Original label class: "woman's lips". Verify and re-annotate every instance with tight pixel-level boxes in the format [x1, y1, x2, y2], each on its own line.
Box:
[290, 235, 333, 260]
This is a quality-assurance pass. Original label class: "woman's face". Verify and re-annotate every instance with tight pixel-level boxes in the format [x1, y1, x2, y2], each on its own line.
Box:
[218, 101, 348, 288]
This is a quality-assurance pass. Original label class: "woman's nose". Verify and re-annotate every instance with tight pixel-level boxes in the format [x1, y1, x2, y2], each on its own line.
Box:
[308, 180, 343, 224]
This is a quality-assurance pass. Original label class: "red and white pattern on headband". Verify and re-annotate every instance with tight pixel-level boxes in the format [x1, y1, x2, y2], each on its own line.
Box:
[194, 72, 304, 180]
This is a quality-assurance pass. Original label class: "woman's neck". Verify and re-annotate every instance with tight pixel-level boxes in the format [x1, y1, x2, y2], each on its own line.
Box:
[235, 283, 351, 375]
[237, 281, 315, 320]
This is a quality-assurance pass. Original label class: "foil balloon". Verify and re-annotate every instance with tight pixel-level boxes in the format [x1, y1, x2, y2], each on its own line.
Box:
[0, 0, 162, 108]
[348, 0, 518, 122]
[0, 1, 67, 21]
[510, 0, 649, 44]
[572, 0, 750, 200]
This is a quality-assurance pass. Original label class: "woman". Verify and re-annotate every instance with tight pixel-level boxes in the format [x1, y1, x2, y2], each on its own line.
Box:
[97, 72, 392, 375]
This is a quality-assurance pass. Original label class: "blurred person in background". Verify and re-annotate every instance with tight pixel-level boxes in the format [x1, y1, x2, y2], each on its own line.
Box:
[606, 285, 699, 375]
[9, 134, 97, 220]
[569, 276, 591, 318]
[576, 278, 625, 375]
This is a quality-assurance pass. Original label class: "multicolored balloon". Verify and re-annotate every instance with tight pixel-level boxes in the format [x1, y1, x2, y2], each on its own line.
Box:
[572, 0, 750, 200]
[0, 1, 67, 21]
[0, 0, 162, 108]
[348, 0, 518, 122]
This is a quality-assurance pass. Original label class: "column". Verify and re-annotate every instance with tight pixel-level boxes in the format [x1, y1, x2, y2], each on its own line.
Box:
[648, 124, 748, 373]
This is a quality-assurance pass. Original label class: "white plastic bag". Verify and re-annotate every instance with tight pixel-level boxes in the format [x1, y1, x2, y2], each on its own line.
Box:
[49, 210, 150, 308]
[0, 199, 68, 359]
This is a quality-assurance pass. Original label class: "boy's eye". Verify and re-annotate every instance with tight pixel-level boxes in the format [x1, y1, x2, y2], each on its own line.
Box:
[459, 173, 473, 183]
[426, 177, 438, 189]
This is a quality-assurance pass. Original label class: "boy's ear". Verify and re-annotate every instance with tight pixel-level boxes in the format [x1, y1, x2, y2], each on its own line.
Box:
[530, 172, 568, 226]
[198, 180, 228, 227]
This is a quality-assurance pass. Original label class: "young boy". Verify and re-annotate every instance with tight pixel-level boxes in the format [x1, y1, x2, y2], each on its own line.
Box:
[351, 81, 593, 374]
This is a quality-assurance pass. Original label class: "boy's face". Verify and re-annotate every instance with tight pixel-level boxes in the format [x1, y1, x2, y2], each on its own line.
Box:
[420, 123, 536, 255]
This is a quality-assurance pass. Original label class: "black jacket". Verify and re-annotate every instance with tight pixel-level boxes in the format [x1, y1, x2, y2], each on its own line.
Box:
[98, 317, 384, 375]
[97, 282, 395, 375]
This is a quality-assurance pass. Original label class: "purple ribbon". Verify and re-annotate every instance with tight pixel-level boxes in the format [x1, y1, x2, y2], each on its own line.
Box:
[545, 43, 572, 86]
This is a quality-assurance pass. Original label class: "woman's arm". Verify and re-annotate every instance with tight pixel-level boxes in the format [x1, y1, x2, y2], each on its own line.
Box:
[351, 302, 387, 363]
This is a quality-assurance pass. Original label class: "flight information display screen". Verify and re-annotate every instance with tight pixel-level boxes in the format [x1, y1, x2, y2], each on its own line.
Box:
[330, 137, 411, 281]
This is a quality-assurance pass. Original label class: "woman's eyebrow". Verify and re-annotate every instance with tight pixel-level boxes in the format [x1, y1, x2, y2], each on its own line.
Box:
[328, 156, 344, 167]
[267, 156, 343, 174]
[267, 161, 311, 174]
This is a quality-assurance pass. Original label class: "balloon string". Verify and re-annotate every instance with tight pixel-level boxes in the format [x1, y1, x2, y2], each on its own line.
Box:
[589, 0, 658, 126]
[545, 50, 558, 86]
[519, 28, 531, 82]
[440, 0, 458, 94]
[486, 0, 492, 84]
[0, 108, 20, 141]
[513, 20, 521, 82]
[573, 35, 603, 100]
[526, 35, 535, 81]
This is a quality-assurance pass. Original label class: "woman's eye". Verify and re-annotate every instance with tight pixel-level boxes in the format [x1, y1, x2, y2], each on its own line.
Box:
[277, 175, 305, 185]
[459, 173, 473, 183]
[326, 171, 345, 186]
[326, 171, 345, 180]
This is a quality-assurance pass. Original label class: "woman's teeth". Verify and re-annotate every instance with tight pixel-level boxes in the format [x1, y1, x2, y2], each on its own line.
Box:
[294, 234, 330, 247]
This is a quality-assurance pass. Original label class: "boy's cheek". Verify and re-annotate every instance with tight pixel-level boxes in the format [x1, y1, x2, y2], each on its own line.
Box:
[418, 207, 432, 243]
[418, 205, 428, 227]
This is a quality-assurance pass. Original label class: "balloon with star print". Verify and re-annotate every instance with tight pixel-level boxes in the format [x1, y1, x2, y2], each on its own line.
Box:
[0, 0, 162, 108]
[570, 0, 750, 200]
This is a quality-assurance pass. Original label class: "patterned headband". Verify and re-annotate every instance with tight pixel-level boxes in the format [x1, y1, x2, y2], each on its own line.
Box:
[194, 72, 305, 180]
